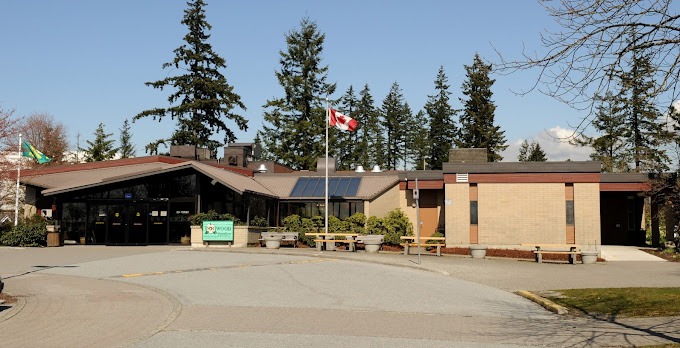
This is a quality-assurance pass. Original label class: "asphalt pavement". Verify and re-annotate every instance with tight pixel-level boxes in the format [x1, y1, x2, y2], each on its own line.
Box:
[0, 245, 679, 347]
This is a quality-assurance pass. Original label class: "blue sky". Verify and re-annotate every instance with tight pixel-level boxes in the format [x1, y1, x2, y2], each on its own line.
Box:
[0, 0, 593, 161]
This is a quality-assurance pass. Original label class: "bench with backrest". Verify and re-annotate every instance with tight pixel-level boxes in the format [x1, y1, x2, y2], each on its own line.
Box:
[400, 236, 445, 256]
[521, 244, 581, 264]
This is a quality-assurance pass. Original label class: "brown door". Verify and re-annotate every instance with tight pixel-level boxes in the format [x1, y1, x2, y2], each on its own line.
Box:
[418, 190, 439, 238]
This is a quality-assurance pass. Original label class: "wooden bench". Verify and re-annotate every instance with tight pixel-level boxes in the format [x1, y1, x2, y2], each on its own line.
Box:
[313, 239, 358, 252]
[400, 236, 445, 256]
[306, 233, 359, 252]
[521, 244, 582, 264]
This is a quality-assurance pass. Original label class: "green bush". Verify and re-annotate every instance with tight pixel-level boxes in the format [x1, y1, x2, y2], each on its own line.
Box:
[382, 209, 414, 245]
[345, 212, 366, 234]
[282, 215, 316, 246]
[249, 216, 268, 227]
[0, 215, 47, 247]
[188, 210, 242, 226]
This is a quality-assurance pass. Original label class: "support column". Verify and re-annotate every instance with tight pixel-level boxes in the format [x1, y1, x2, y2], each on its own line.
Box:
[651, 199, 660, 248]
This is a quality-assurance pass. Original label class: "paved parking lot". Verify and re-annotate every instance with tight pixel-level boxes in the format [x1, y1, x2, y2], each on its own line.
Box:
[0, 246, 679, 347]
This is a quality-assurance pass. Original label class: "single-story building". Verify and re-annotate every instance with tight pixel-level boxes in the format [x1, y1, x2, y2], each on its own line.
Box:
[17, 144, 653, 248]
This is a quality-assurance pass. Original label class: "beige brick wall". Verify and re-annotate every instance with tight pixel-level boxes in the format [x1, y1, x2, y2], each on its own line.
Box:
[574, 183, 601, 246]
[368, 185, 401, 218]
[478, 183, 566, 244]
[445, 184, 469, 245]
[399, 189, 417, 228]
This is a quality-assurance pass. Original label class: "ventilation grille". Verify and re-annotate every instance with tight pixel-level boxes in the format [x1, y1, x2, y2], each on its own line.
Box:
[456, 173, 469, 183]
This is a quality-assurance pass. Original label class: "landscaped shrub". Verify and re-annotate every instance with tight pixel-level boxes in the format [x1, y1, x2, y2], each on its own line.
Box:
[365, 216, 386, 236]
[282, 214, 317, 246]
[328, 216, 350, 233]
[382, 209, 414, 245]
[345, 212, 366, 234]
[249, 216, 268, 227]
[189, 210, 242, 226]
[0, 215, 47, 247]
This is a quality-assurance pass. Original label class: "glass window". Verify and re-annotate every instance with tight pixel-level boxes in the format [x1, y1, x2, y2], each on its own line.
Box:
[566, 201, 575, 225]
[470, 201, 478, 225]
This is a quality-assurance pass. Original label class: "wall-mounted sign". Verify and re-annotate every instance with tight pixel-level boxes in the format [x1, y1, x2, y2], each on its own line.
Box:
[202, 220, 234, 241]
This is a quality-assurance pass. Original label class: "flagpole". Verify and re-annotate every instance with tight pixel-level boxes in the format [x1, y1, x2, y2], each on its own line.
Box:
[14, 134, 21, 226]
[325, 97, 329, 234]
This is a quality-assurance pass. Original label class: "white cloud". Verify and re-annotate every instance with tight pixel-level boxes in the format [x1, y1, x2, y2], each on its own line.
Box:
[501, 126, 592, 162]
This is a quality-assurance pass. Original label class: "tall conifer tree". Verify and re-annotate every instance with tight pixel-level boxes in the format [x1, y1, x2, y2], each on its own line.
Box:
[572, 92, 630, 172]
[119, 119, 136, 158]
[337, 86, 359, 169]
[456, 54, 507, 162]
[425, 66, 457, 169]
[381, 82, 408, 170]
[259, 18, 335, 170]
[134, 0, 247, 158]
[81, 123, 118, 162]
[355, 84, 380, 168]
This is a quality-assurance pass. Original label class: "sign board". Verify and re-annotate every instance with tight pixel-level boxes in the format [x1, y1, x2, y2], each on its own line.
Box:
[202, 220, 234, 241]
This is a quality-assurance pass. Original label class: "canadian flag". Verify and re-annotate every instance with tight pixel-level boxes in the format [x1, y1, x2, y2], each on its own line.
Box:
[329, 108, 358, 132]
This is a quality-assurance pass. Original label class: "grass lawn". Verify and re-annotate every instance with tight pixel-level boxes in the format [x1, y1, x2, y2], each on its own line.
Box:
[544, 288, 680, 318]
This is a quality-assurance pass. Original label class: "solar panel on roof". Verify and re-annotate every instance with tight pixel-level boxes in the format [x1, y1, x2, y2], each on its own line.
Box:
[290, 177, 308, 197]
[289, 177, 362, 197]
[301, 177, 321, 196]
[345, 177, 361, 196]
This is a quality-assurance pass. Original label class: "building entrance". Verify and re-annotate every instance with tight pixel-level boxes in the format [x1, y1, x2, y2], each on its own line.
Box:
[107, 204, 148, 245]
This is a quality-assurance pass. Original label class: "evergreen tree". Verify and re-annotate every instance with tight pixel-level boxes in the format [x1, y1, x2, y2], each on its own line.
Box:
[355, 84, 381, 169]
[145, 139, 168, 156]
[517, 140, 530, 162]
[119, 119, 136, 158]
[406, 110, 429, 170]
[82, 123, 118, 162]
[133, 0, 247, 159]
[336, 85, 359, 169]
[381, 82, 408, 170]
[456, 53, 507, 161]
[619, 53, 671, 172]
[572, 92, 630, 172]
[425, 66, 457, 169]
[517, 140, 547, 162]
[259, 18, 336, 170]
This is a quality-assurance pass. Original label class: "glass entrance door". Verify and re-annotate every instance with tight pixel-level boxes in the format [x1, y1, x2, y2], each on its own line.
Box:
[106, 204, 148, 245]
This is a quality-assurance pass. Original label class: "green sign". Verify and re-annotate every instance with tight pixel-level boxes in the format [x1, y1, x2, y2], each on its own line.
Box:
[202, 220, 234, 241]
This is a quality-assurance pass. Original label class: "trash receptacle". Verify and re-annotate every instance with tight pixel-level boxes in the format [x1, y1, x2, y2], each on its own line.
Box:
[46, 225, 60, 247]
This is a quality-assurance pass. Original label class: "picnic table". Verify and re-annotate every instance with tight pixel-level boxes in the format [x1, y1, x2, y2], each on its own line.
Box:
[305, 233, 359, 252]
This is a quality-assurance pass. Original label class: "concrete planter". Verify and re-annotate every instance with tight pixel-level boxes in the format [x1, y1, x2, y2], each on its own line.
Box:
[361, 235, 383, 253]
[360, 235, 383, 253]
[469, 245, 488, 259]
[581, 250, 598, 264]
[263, 234, 282, 249]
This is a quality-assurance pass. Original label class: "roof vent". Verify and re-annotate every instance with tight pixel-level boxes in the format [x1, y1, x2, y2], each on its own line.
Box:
[371, 165, 381, 172]
[355, 165, 365, 173]
[256, 164, 267, 173]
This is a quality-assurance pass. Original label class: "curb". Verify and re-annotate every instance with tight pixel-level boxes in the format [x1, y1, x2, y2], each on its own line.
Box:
[515, 290, 569, 315]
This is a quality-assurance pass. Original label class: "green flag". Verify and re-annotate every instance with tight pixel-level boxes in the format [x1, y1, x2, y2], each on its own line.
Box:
[22, 141, 51, 164]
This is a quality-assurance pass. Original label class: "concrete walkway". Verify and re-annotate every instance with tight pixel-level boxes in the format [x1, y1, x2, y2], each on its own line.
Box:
[0, 245, 679, 347]
[599, 245, 666, 261]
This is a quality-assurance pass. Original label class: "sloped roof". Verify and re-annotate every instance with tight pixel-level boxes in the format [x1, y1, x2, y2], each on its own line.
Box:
[22, 159, 274, 198]
[254, 174, 399, 200]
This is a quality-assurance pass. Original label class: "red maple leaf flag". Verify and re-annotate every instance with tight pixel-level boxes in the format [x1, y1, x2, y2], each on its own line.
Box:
[329, 108, 358, 132]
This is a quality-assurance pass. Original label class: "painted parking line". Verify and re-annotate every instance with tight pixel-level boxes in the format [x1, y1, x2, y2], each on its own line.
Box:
[117, 258, 338, 278]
